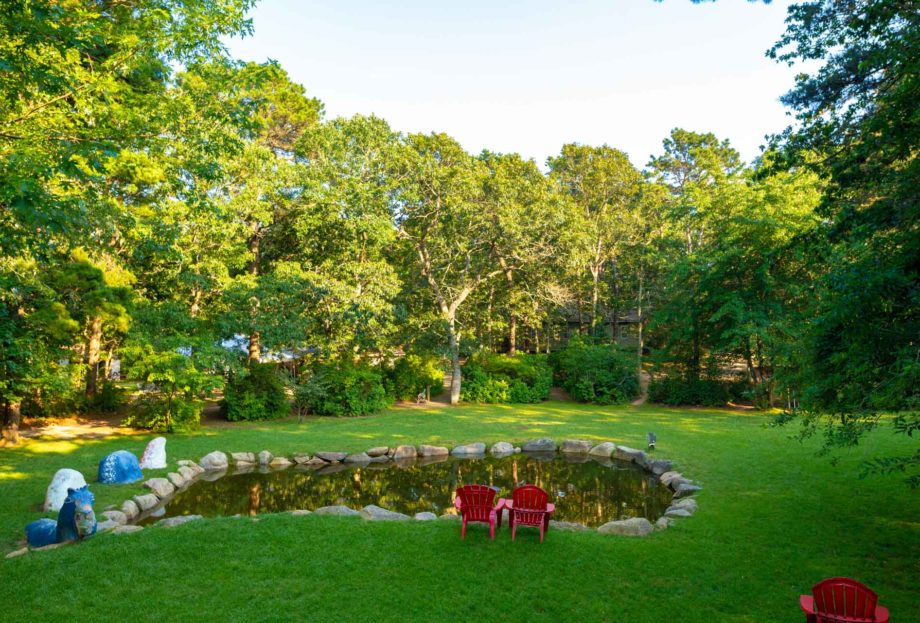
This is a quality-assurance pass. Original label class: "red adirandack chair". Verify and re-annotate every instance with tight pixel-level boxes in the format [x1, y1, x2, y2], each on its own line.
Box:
[454, 485, 504, 540]
[800, 577, 890, 623]
[506, 484, 555, 543]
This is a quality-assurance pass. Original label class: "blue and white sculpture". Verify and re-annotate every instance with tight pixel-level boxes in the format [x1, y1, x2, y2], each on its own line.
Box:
[98, 450, 143, 484]
[25, 486, 97, 548]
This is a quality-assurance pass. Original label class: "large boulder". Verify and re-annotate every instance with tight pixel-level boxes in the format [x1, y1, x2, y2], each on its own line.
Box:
[143, 478, 176, 499]
[522, 438, 556, 453]
[560, 439, 593, 454]
[198, 451, 228, 471]
[43, 469, 87, 512]
[451, 442, 485, 456]
[597, 517, 654, 537]
[139, 437, 167, 469]
[314, 505, 360, 517]
[490, 441, 514, 456]
[98, 450, 143, 484]
[588, 442, 616, 458]
[360, 505, 410, 521]
[614, 445, 646, 465]
[315, 451, 348, 463]
[393, 445, 417, 460]
[418, 445, 449, 457]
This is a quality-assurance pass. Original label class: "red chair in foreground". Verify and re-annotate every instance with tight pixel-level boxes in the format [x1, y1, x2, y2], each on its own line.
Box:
[800, 577, 890, 623]
[506, 484, 555, 543]
[454, 485, 504, 540]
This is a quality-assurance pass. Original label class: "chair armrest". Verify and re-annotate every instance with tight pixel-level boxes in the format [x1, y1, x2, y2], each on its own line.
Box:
[454, 497, 463, 510]
[494, 498, 506, 512]
[874, 605, 889, 623]
[799, 595, 814, 614]
[503, 500, 514, 510]
[546, 503, 555, 514]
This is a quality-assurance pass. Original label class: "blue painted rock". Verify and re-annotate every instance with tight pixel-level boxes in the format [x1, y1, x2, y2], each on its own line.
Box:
[98, 450, 143, 484]
[26, 485, 97, 548]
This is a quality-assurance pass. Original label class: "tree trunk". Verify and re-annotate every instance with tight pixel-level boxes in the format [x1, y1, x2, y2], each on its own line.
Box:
[637, 274, 644, 376]
[590, 264, 601, 335]
[505, 269, 516, 355]
[447, 318, 461, 405]
[1, 401, 21, 445]
[249, 332, 261, 364]
[248, 222, 261, 364]
[85, 315, 103, 397]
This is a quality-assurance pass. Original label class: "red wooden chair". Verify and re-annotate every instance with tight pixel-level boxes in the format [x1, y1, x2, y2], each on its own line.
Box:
[506, 484, 555, 543]
[453, 485, 504, 540]
[800, 577, 890, 623]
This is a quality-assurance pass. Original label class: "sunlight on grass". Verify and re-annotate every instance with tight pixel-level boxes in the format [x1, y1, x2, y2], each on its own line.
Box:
[22, 440, 82, 455]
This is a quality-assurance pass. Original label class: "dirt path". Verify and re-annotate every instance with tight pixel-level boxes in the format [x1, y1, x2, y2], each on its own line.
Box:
[631, 371, 651, 406]
[17, 414, 143, 442]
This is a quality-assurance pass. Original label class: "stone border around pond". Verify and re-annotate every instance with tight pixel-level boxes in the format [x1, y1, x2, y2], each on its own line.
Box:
[87, 438, 701, 541]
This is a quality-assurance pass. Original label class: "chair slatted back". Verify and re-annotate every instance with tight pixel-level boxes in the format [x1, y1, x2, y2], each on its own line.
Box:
[456, 485, 496, 522]
[512, 485, 548, 526]
[812, 577, 879, 622]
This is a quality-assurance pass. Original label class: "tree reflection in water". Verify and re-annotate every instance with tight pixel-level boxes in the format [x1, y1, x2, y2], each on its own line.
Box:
[141, 455, 673, 527]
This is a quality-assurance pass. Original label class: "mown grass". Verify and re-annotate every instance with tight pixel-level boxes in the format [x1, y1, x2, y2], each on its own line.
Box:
[1, 402, 917, 622]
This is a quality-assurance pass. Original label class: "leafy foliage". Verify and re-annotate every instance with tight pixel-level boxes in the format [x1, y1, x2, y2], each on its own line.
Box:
[297, 361, 392, 416]
[648, 375, 749, 407]
[551, 339, 638, 404]
[223, 363, 290, 422]
[460, 352, 552, 404]
[385, 354, 445, 402]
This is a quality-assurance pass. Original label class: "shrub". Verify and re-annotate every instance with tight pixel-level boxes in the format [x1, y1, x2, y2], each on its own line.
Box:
[648, 375, 750, 407]
[386, 353, 445, 401]
[125, 392, 202, 432]
[297, 361, 392, 416]
[460, 352, 552, 403]
[550, 338, 639, 404]
[223, 363, 290, 422]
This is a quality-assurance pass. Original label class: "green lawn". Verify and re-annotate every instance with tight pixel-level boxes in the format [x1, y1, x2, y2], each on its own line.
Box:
[1, 402, 917, 622]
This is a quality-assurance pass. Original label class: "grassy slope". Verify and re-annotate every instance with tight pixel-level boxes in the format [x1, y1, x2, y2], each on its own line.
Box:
[0, 402, 917, 622]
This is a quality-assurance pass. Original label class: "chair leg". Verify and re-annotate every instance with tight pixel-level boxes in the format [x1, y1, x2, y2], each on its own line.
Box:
[511, 522, 516, 541]
[461, 518, 466, 539]
[490, 520, 495, 541]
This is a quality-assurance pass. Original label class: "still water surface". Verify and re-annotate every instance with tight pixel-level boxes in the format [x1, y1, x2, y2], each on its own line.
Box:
[141, 454, 673, 527]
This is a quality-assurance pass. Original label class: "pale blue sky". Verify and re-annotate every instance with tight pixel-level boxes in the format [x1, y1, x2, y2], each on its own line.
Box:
[226, 0, 802, 167]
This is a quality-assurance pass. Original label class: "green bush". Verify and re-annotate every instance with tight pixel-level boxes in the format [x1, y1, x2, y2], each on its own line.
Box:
[386, 353, 445, 401]
[125, 392, 202, 432]
[460, 352, 552, 403]
[648, 375, 750, 406]
[223, 363, 290, 422]
[550, 338, 639, 404]
[297, 361, 392, 416]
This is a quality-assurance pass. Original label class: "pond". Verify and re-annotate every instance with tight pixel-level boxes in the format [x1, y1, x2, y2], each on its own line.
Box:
[139, 454, 674, 527]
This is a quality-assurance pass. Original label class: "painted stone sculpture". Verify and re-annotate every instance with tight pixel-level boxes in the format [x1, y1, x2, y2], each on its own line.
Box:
[26, 486, 97, 548]
[43, 468, 87, 512]
[98, 450, 143, 484]
[139, 437, 167, 469]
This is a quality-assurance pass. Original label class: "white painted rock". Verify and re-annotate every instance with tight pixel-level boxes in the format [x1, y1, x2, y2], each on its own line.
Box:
[597, 517, 654, 537]
[199, 451, 228, 471]
[139, 437, 167, 469]
[491, 441, 514, 455]
[43, 468, 87, 512]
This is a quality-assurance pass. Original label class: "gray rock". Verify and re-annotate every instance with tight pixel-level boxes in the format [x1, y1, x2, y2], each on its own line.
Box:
[314, 505, 360, 517]
[269, 457, 293, 468]
[523, 438, 556, 453]
[438, 513, 461, 521]
[177, 460, 205, 475]
[414, 512, 438, 521]
[315, 451, 347, 463]
[655, 517, 672, 530]
[133, 493, 160, 512]
[43, 468, 87, 513]
[166, 472, 186, 489]
[664, 507, 693, 518]
[561, 439, 593, 454]
[178, 465, 198, 482]
[199, 451, 228, 471]
[673, 483, 702, 498]
[367, 455, 390, 463]
[659, 471, 684, 486]
[95, 519, 119, 533]
[670, 497, 698, 513]
[290, 509, 312, 516]
[588, 442, 616, 458]
[304, 457, 327, 467]
[143, 477, 176, 499]
[258, 450, 273, 466]
[597, 517, 654, 537]
[418, 444, 449, 457]
[344, 452, 372, 464]
[514, 447, 522, 454]
[112, 525, 144, 535]
[292, 454, 312, 464]
[6, 547, 29, 559]
[366, 446, 390, 457]
[614, 445, 646, 465]
[232, 452, 256, 464]
[393, 445, 417, 460]
[121, 499, 140, 520]
[360, 505, 411, 521]
[451, 442, 486, 456]
[156, 515, 203, 528]
[549, 520, 590, 532]
[102, 510, 127, 525]
[490, 441, 514, 455]
[646, 459, 673, 476]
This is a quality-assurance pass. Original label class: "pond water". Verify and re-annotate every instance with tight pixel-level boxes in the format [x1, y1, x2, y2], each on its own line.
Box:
[139, 454, 673, 527]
